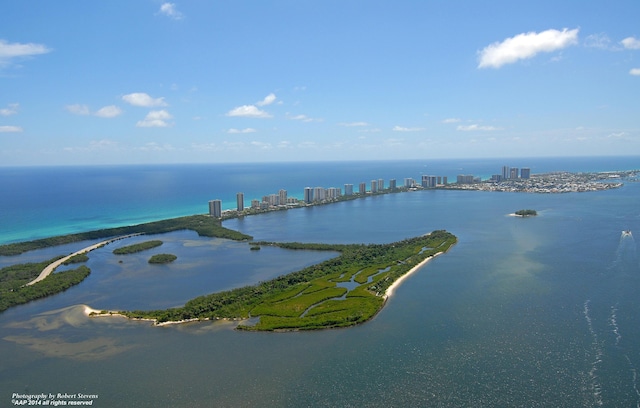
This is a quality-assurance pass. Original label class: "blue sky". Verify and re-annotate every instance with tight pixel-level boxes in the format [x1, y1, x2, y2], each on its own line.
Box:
[1, 1, 639, 165]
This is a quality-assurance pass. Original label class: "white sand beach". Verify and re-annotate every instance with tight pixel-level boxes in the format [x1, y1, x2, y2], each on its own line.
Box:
[384, 252, 443, 299]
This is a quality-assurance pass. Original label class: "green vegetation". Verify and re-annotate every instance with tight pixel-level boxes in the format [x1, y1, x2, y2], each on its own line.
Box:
[0, 215, 252, 256]
[63, 253, 89, 264]
[113, 240, 163, 255]
[148, 253, 177, 264]
[0, 258, 91, 313]
[515, 209, 537, 216]
[120, 230, 456, 331]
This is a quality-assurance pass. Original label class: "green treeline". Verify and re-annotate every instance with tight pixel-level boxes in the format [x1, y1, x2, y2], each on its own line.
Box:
[121, 230, 457, 331]
[0, 260, 91, 313]
[113, 240, 163, 255]
[0, 215, 252, 256]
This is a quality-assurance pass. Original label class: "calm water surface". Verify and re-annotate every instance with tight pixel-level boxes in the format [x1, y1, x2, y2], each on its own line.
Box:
[1, 158, 640, 407]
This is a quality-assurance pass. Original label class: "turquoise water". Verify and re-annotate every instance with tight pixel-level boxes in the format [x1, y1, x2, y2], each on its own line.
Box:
[1, 158, 640, 406]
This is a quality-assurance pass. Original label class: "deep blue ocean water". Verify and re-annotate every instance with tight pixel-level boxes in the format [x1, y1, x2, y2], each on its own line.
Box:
[1, 157, 640, 407]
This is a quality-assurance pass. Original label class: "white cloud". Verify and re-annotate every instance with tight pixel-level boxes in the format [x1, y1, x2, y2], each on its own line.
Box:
[66, 104, 90, 115]
[339, 121, 369, 127]
[393, 126, 425, 132]
[159, 3, 183, 20]
[256, 93, 277, 106]
[584, 33, 612, 49]
[442, 118, 461, 124]
[288, 113, 322, 123]
[227, 128, 257, 134]
[478, 28, 579, 68]
[630, 68, 640, 76]
[0, 125, 23, 133]
[0, 39, 51, 66]
[226, 105, 272, 118]
[0, 103, 19, 116]
[457, 124, 501, 131]
[122, 93, 168, 107]
[621, 37, 640, 50]
[136, 110, 173, 127]
[94, 105, 123, 118]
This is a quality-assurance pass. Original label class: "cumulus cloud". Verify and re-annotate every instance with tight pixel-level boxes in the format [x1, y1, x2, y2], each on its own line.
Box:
[0, 103, 19, 116]
[457, 124, 501, 131]
[630, 68, 640, 76]
[478, 28, 579, 68]
[0, 125, 23, 133]
[122, 93, 168, 107]
[393, 126, 425, 132]
[226, 105, 272, 118]
[66, 104, 91, 115]
[256, 93, 277, 106]
[0, 39, 51, 66]
[94, 105, 123, 118]
[136, 110, 173, 127]
[159, 3, 183, 20]
[227, 128, 257, 134]
[621, 37, 640, 50]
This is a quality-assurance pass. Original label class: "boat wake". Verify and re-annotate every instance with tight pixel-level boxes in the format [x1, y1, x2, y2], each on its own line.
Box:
[582, 231, 640, 407]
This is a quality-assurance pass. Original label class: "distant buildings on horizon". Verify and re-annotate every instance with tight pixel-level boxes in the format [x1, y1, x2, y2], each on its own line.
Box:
[208, 164, 531, 217]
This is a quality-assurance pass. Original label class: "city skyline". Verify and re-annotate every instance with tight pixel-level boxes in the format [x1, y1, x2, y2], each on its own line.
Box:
[2, 1, 639, 166]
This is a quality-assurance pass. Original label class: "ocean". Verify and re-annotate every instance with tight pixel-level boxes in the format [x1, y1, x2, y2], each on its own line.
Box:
[1, 157, 640, 407]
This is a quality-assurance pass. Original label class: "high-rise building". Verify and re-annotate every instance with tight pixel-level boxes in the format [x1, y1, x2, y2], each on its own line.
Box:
[502, 166, 510, 180]
[359, 182, 367, 194]
[327, 187, 341, 199]
[457, 174, 475, 184]
[510, 168, 519, 179]
[344, 184, 353, 196]
[404, 178, 415, 188]
[251, 199, 260, 209]
[370, 180, 378, 193]
[236, 192, 244, 211]
[422, 175, 438, 188]
[304, 187, 313, 203]
[443, 176, 448, 185]
[209, 199, 222, 218]
[377, 179, 384, 191]
[278, 189, 287, 206]
[313, 186, 326, 202]
[521, 168, 531, 179]
[389, 179, 396, 190]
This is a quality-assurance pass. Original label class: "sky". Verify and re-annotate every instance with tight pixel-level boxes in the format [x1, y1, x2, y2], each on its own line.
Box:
[1, 1, 639, 166]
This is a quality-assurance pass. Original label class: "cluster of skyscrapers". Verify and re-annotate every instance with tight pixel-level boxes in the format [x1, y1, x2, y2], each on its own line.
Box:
[491, 165, 531, 182]
[207, 172, 460, 218]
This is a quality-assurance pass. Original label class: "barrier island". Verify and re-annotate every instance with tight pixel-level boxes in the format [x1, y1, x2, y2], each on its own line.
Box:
[0, 215, 252, 256]
[110, 230, 457, 331]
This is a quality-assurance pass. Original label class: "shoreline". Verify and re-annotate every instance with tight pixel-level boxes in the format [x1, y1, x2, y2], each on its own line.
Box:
[25, 233, 141, 286]
[384, 252, 443, 299]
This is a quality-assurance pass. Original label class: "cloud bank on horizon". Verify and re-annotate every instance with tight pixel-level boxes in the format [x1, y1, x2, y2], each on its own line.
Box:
[1, 1, 639, 164]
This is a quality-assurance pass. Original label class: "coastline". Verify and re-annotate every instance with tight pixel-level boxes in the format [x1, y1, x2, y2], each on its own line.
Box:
[384, 252, 443, 299]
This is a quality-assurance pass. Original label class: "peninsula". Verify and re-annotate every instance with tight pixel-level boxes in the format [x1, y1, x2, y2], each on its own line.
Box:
[92, 230, 457, 331]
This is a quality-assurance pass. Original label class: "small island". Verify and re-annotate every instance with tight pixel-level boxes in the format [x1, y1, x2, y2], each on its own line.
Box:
[514, 209, 537, 217]
[148, 254, 177, 264]
[113, 240, 163, 255]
